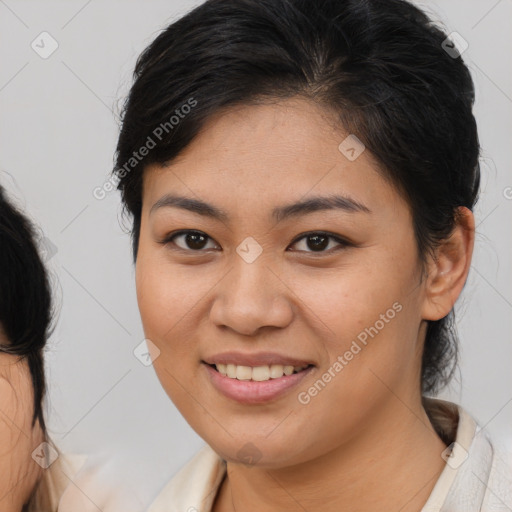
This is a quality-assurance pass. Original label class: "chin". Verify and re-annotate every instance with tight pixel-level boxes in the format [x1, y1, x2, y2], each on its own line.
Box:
[202, 431, 312, 469]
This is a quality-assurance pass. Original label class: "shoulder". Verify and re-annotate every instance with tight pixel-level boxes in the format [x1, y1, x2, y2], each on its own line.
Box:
[27, 448, 147, 512]
[148, 444, 226, 512]
[423, 398, 512, 512]
[28, 450, 88, 512]
[55, 452, 147, 512]
[482, 437, 512, 511]
[451, 428, 512, 511]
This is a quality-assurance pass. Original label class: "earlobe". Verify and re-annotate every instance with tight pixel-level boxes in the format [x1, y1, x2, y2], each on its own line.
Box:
[421, 207, 475, 321]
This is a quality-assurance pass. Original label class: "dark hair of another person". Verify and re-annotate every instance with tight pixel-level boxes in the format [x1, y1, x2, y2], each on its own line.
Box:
[0, 185, 53, 435]
[112, 0, 480, 396]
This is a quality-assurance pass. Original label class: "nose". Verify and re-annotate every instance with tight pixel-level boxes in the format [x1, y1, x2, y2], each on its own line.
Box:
[209, 257, 294, 337]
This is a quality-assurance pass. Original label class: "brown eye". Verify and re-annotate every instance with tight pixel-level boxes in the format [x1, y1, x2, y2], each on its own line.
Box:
[164, 230, 218, 251]
[289, 232, 348, 254]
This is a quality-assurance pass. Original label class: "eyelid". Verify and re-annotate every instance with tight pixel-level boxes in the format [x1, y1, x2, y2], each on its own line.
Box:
[161, 229, 351, 254]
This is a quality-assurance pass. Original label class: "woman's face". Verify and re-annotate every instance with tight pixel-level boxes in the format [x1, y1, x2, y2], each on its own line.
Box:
[135, 97, 431, 467]
[0, 351, 44, 510]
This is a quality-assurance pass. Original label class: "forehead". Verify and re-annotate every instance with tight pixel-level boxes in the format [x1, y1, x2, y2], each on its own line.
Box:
[141, 98, 404, 218]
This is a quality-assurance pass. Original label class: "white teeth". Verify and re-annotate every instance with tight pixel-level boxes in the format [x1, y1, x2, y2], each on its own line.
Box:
[226, 364, 237, 378]
[283, 365, 294, 376]
[269, 364, 285, 378]
[252, 366, 270, 381]
[236, 365, 252, 380]
[213, 363, 308, 381]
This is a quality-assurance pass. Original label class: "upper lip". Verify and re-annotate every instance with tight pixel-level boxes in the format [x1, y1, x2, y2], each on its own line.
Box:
[203, 352, 314, 367]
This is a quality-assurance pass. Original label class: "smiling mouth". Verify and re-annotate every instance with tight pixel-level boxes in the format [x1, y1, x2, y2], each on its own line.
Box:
[206, 363, 313, 381]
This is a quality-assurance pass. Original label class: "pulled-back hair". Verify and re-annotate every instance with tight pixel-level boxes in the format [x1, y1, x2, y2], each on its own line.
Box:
[113, 0, 480, 395]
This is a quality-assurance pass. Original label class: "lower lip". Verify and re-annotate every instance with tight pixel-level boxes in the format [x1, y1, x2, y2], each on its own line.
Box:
[203, 363, 313, 405]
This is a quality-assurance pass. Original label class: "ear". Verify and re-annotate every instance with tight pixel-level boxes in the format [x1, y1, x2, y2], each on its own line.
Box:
[421, 206, 475, 321]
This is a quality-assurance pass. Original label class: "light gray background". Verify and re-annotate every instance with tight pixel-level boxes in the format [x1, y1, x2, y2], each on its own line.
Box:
[1, 0, 511, 506]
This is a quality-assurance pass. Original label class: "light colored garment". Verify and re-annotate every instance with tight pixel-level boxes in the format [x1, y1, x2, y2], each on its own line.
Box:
[27, 450, 87, 511]
[147, 398, 512, 512]
[28, 450, 145, 512]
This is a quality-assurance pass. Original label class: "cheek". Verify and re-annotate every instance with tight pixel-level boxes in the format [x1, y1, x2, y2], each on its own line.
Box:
[289, 250, 422, 387]
[134, 253, 209, 406]
[135, 250, 193, 342]
[289, 258, 412, 336]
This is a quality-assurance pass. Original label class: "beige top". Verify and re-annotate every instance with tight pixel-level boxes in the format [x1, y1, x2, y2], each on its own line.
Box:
[27, 450, 143, 512]
[27, 450, 88, 511]
[147, 398, 512, 512]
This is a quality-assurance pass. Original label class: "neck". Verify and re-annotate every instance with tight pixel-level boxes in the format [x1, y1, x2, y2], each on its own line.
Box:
[214, 395, 449, 512]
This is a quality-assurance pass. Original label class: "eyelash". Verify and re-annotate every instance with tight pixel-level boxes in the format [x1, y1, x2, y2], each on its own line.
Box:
[160, 230, 351, 255]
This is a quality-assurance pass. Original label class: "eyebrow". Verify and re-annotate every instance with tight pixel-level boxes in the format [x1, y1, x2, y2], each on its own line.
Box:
[150, 193, 371, 223]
